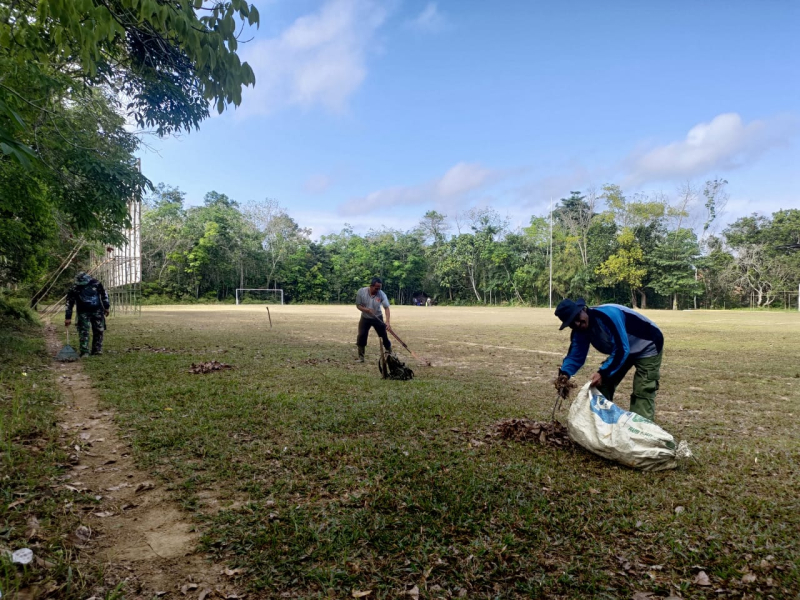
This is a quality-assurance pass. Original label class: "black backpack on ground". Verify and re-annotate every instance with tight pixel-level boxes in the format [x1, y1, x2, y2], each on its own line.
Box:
[378, 353, 414, 380]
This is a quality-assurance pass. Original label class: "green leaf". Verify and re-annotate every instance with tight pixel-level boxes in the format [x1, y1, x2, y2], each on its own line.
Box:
[248, 5, 259, 27]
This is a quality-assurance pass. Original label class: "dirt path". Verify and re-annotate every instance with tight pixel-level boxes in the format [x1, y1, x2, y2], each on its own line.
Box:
[45, 324, 242, 600]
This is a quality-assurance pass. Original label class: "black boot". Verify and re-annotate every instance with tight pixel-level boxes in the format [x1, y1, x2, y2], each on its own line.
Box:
[356, 345, 365, 362]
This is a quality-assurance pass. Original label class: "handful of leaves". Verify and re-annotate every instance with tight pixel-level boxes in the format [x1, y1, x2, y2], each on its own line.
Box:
[550, 372, 577, 421]
[554, 372, 576, 400]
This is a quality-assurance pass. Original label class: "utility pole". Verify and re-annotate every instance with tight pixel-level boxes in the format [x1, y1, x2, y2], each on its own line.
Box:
[549, 197, 553, 310]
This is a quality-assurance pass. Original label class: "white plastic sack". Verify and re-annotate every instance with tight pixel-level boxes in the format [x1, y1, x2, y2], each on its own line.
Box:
[567, 382, 692, 471]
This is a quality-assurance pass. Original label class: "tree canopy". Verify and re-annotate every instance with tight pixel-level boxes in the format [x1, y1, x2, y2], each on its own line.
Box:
[0, 0, 259, 287]
[129, 181, 800, 310]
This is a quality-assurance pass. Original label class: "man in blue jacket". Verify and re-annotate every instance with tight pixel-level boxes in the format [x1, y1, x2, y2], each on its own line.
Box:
[555, 298, 663, 421]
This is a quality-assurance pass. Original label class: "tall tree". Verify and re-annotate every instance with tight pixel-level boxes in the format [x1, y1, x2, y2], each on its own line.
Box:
[555, 189, 598, 268]
[649, 229, 702, 309]
[245, 199, 311, 290]
[596, 228, 647, 308]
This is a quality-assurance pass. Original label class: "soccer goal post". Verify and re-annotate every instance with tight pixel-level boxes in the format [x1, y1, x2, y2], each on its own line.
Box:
[235, 288, 284, 305]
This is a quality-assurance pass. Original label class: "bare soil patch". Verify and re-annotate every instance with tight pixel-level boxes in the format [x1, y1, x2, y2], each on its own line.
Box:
[45, 325, 242, 599]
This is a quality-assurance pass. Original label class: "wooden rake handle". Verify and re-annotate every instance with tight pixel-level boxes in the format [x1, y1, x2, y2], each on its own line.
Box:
[386, 326, 430, 366]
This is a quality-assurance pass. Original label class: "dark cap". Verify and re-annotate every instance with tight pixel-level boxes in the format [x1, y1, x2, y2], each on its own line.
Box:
[555, 298, 586, 330]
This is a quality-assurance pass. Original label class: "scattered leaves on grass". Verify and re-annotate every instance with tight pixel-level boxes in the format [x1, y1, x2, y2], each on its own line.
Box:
[135, 481, 155, 494]
[35, 556, 56, 569]
[352, 591, 372, 598]
[693, 570, 711, 586]
[12, 587, 36, 600]
[493, 418, 572, 447]
[7, 498, 27, 510]
[741, 572, 757, 583]
[181, 582, 199, 594]
[189, 361, 235, 374]
[126, 345, 178, 354]
[93, 511, 115, 518]
[301, 357, 335, 365]
[106, 483, 130, 491]
[25, 516, 41, 539]
[71, 525, 91, 547]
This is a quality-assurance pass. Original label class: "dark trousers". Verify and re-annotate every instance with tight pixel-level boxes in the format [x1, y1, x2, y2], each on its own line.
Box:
[357, 316, 392, 351]
[77, 310, 105, 355]
[596, 351, 662, 422]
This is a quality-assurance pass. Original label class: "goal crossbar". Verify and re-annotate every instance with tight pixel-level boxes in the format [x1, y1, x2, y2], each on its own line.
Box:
[235, 288, 284, 305]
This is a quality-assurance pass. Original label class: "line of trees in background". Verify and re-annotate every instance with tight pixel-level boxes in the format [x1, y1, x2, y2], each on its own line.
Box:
[139, 180, 800, 309]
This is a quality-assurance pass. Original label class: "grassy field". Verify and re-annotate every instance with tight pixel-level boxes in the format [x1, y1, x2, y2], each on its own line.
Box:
[71, 306, 800, 598]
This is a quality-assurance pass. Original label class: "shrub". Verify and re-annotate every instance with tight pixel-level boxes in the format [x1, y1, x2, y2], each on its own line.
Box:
[0, 295, 41, 325]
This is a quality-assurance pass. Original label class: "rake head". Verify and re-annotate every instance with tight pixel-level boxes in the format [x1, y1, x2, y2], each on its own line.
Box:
[56, 343, 80, 362]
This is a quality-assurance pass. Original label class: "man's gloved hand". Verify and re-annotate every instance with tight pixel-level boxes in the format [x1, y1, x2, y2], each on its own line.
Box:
[104, 310, 109, 317]
[65, 319, 71, 327]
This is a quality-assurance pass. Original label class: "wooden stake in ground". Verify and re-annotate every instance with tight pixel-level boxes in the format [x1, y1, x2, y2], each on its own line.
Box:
[378, 337, 388, 378]
[266, 306, 272, 328]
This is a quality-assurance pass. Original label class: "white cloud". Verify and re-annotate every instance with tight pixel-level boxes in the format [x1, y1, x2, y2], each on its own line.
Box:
[624, 113, 796, 186]
[408, 2, 446, 33]
[303, 174, 334, 194]
[291, 208, 419, 239]
[238, 0, 390, 116]
[436, 162, 492, 196]
[338, 162, 496, 216]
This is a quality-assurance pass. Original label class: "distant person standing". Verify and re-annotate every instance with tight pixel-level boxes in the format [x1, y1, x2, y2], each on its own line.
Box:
[355, 277, 392, 362]
[65, 272, 110, 358]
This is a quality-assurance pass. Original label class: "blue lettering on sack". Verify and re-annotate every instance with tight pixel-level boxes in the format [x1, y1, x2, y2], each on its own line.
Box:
[589, 392, 628, 424]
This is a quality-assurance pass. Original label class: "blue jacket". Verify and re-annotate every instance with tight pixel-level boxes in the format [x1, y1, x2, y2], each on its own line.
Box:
[560, 304, 663, 379]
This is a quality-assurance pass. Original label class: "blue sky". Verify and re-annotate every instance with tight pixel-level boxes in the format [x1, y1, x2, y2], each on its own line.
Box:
[138, 0, 800, 239]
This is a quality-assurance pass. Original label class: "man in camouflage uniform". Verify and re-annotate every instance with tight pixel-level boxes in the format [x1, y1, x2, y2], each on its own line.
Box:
[65, 273, 110, 358]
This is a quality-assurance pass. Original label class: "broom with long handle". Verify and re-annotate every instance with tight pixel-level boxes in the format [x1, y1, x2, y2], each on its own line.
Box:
[386, 325, 431, 366]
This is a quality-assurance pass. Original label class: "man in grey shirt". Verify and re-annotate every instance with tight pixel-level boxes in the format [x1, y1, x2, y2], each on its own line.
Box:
[355, 277, 392, 362]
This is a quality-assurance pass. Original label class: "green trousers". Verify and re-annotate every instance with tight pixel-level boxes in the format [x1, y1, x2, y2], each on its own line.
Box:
[77, 310, 105, 356]
[596, 351, 662, 422]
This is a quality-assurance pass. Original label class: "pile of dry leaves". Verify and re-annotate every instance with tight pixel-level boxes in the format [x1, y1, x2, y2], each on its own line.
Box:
[188, 361, 234, 374]
[494, 418, 572, 448]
